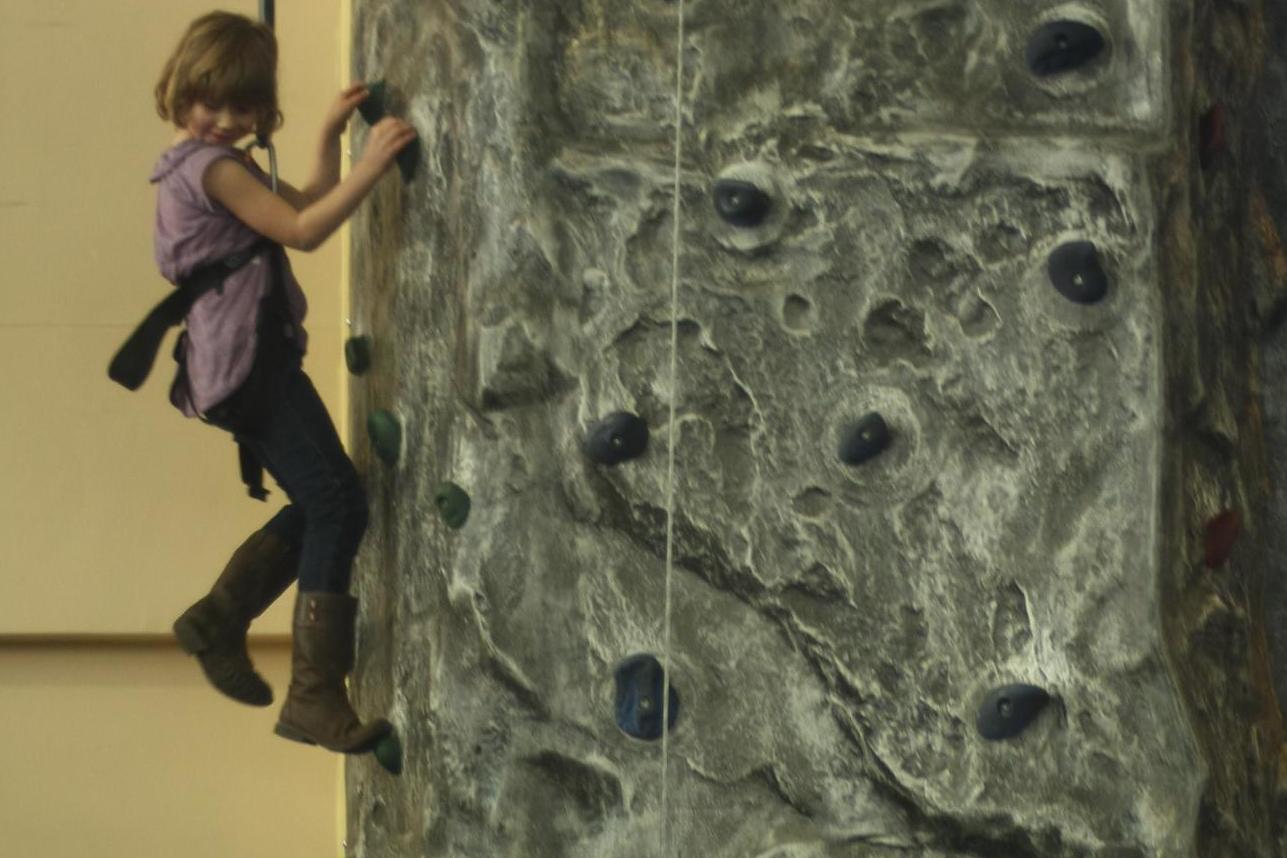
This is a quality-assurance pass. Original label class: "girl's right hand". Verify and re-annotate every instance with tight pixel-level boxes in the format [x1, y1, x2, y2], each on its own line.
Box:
[358, 116, 418, 175]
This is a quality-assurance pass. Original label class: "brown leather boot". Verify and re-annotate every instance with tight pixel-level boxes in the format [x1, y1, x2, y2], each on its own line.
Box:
[273, 591, 392, 753]
[172, 528, 300, 707]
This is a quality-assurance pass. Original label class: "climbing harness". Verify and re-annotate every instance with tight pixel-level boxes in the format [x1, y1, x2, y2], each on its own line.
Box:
[659, 1, 686, 854]
[108, 236, 274, 391]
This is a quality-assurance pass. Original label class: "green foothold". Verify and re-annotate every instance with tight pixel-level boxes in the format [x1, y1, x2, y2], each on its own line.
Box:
[357, 80, 387, 125]
[368, 410, 401, 466]
[345, 336, 372, 375]
[373, 733, 402, 775]
[434, 481, 471, 529]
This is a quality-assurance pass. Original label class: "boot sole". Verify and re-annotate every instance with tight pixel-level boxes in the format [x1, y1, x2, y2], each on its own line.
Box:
[274, 723, 318, 746]
[174, 613, 273, 707]
[274, 721, 390, 754]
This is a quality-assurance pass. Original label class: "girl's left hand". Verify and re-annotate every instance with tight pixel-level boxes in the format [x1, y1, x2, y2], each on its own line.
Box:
[323, 83, 370, 138]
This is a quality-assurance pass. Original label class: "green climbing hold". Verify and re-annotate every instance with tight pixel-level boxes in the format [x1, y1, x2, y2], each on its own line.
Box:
[373, 733, 402, 775]
[368, 410, 401, 466]
[357, 80, 388, 125]
[345, 335, 371, 375]
[357, 78, 419, 184]
[434, 481, 470, 529]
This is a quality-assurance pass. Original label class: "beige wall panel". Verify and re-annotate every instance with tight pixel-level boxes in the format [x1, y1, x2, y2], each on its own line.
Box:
[0, 644, 342, 858]
[0, 326, 303, 634]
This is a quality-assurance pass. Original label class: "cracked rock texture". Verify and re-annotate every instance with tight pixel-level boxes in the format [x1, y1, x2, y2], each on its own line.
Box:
[343, 1, 1287, 855]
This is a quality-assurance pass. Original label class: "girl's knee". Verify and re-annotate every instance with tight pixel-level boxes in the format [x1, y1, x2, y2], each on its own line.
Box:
[312, 476, 368, 533]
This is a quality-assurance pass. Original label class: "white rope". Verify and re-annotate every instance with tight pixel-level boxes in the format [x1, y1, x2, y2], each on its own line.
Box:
[660, 1, 685, 855]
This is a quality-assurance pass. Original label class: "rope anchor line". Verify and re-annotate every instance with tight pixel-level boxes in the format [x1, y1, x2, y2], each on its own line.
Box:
[660, 1, 686, 856]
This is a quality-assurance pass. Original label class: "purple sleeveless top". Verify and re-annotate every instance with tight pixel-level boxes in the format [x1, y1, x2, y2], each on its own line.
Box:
[148, 139, 309, 417]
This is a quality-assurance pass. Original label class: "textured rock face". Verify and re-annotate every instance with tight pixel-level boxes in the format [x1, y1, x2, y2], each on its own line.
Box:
[344, 1, 1287, 855]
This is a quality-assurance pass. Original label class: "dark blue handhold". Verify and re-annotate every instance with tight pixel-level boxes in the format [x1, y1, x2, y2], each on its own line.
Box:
[713, 180, 773, 228]
[613, 654, 679, 741]
[1047, 241, 1109, 304]
[1026, 20, 1105, 77]
[838, 412, 891, 466]
[976, 684, 1051, 740]
[584, 412, 649, 466]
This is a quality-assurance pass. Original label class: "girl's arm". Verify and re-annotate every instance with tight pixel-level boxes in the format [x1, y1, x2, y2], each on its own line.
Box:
[241, 148, 311, 209]
[271, 179, 309, 210]
[203, 156, 382, 252]
[204, 117, 417, 251]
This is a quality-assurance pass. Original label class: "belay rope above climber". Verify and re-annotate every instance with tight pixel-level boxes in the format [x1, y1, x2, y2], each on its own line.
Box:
[659, 1, 686, 855]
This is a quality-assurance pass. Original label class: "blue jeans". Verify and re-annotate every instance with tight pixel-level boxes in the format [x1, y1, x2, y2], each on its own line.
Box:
[215, 363, 368, 594]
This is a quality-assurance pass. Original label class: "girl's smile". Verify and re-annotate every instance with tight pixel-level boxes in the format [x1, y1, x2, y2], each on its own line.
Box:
[174, 100, 256, 146]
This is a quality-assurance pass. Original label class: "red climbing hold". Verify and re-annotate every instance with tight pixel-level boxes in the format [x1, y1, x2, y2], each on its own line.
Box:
[1203, 509, 1241, 568]
[1199, 103, 1226, 170]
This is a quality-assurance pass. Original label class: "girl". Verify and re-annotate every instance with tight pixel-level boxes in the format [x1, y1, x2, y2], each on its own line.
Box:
[150, 10, 417, 754]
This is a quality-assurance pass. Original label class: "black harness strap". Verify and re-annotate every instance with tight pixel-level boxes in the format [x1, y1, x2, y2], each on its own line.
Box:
[239, 442, 269, 502]
[224, 242, 296, 502]
[108, 237, 275, 391]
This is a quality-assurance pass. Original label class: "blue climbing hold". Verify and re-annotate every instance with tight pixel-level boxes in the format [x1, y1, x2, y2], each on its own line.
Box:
[614, 654, 679, 741]
[976, 684, 1051, 740]
[838, 412, 891, 466]
[584, 412, 649, 466]
[1026, 20, 1105, 77]
[713, 179, 773, 228]
[1047, 241, 1109, 304]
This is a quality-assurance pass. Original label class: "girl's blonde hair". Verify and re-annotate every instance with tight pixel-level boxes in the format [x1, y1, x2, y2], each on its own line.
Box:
[154, 11, 283, 140]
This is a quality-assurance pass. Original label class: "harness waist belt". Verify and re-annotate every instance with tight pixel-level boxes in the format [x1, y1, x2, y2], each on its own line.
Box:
[107, 237, 275, 391]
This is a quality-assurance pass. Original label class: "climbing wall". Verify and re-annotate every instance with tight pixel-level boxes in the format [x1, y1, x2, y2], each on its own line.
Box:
[343, 1, 1287, 855]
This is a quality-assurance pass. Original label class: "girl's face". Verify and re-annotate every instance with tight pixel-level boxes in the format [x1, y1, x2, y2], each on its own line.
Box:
[180, 98, 257, 145]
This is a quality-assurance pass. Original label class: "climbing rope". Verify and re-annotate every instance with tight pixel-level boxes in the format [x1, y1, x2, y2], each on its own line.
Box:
[660, 1, 685, 855]
[252, 0, 278, 192]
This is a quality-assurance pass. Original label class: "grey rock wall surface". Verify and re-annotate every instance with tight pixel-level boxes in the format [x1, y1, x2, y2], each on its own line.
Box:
[342, 1, 1287, 856]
